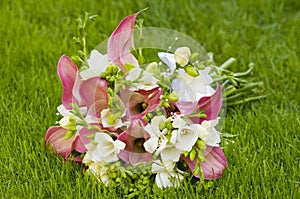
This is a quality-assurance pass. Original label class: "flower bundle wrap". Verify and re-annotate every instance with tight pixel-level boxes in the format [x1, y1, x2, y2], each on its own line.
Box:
[45, 11, 228, 189]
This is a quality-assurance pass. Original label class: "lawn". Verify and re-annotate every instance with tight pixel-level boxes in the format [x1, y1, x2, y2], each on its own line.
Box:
[0, 0, 299, 198]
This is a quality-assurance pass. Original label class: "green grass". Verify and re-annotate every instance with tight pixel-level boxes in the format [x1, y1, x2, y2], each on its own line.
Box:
[0, 0, 299, 198]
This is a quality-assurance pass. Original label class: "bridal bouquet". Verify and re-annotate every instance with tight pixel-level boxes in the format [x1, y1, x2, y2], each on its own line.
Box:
[45, 10, 264, 194]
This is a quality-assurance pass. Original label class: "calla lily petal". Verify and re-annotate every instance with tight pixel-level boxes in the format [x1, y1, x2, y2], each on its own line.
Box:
[182, 145, 227, 179]
[107, 12, 140, 72]
[79, 77, 108, 118]
[45, 126, 75, 159]
[118, 119, 152, 165]
[57, 55, 79, 109]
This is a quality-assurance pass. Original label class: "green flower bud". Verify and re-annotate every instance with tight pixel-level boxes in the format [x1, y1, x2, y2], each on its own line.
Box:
[167, 91, 178, 102]
[162, 101, 170, 108]
[105, 75, 111, 81]
[189, 149, 196, 161]
[183, 151, 189, 157]
[64, 130, 74, 140]
[198, 151, 206, 162]
[185, 65, 199, 77]
[109, 76, 115, 82]
[106, 64, 114, 74]
[196, 139, 206, 150]
[143, 115, 150, 123]
[112, 65, 119, 74]
[166, 123, 173, 130]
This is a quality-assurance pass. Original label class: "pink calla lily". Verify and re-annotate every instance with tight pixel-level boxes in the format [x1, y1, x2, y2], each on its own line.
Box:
[57, 55, 81, 109]
[181, 145, 228, 180]
[78, 77, 108, 118]
[121, 87, 163, 119]
[107, 12, 140, 72]
[45, 126, 76, 160]
[118, 119, 152, 165]
[176, 84, 222, 124]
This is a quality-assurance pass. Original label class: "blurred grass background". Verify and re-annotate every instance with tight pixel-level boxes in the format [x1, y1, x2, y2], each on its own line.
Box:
[0, 0, 299, 198]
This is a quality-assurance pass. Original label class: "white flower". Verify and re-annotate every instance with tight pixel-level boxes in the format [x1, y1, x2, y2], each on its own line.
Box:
[198, 119, 221, 146]
[174, 47, 191, 66]
[80, 50, 110, 79]
[126, 68, 158, 91]
[171, 67, 214, 102]
[143, 116, 168, 153]
[158, 52, 176, 74]
[170, 115, 198, 152]
[85, 132, 126, 163]
[101, 109, 126, 128]
[152, 159, 183, 188]
[160, 146, 182, 162]
[87, 161, 110, 186]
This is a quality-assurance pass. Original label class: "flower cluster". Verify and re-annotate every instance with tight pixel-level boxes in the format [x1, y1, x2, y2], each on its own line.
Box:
[45, 11, 228, 189]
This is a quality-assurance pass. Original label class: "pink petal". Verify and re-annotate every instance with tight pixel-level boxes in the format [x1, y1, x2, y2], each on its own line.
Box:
[125, 87, 162, 119]
[79, 77, 108, 118]
[45, 126, 75, 159]
[73, 136, 86, 153]
[177, 84, 222, 124]
[197, 84, 222, 123]
[182, 145, 228, 179]
[77, 124, 101, 148]
[57, 55, 79, 109]
[107, 12, 140, 72]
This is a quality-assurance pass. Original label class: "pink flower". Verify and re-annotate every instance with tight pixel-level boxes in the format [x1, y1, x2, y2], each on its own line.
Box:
[118, 119, 152, 165]
[121, 87, 163, 119]
[173, 84, 222, 124]
[45, 56, 109, 160]
[181, 145, 228, 179]
[108, 11, 140, 72]
[45, 126, 83, 160]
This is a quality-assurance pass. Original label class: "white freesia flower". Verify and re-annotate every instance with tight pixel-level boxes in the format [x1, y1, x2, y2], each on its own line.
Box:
[144, 116, 168, 153]
[86, 132, 126, 163]
[80, 50, 110, 79]
[198, 119, 221, 146]
[174, 47, 191, 66]
[87, 161, 110, 186]
[101, 109, 124, 128]
[172, 67, 214, 102]
[152, 159, 183, 188]
[160, 146, 182, 162]
[56, 104, 87, 131]
[170, 115, 198, 152]
[126, 68, 158, 91]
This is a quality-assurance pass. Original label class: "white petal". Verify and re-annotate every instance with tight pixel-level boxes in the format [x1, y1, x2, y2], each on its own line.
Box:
[155, 171, 172, 188]
[175, 126, 199, 151]
[81, 51, 109, 79]
[57, 104, 71, 116]
[174, 47, 191, 66]
[143, 137, 159, 153]
[114, 140, 126, 150]
[160, 147, 182, 162]
[158, 52, 176, 74]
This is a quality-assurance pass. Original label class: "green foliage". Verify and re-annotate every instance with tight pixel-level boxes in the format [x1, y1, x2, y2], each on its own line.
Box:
[0, 0, 299, 198]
